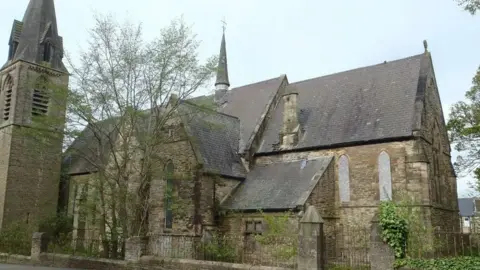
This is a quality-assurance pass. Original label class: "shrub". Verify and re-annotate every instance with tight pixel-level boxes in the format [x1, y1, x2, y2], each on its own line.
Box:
[38, 213, 73, 239]
[199, 233, 237, 263]
[254, 212, 298, 261]
[394, 256, 480, 270]
[379, 200, 408, 259]
[0, 222, 32, 256]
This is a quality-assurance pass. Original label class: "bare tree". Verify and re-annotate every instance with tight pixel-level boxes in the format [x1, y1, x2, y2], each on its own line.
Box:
[62, 13, 217, 256]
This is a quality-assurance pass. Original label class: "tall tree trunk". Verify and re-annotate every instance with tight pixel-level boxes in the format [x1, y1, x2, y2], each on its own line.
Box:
[97, 173, 109, 258]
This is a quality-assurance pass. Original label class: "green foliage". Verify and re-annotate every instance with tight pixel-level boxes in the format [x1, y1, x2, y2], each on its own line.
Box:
[379, 201, 408, 259]
[447, 66, 480, 186]
[254, 211, 298, 261]
[0, 223, 32, 256]
[39, 213, 74, 239]
[456, 0, 480, 15]
[200, 233, 237, 262]
[394, 193, 438, 257]
[395, 256, 480, 270]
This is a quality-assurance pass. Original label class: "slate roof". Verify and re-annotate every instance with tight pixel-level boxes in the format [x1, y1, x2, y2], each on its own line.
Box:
[64, 101, 246, 178]
[64, 117, 120, 175]
[218, 75, 286, 152]
[3, 0, 67, 72]
[224, 156, 333, 211]
[459, 198, 476, 217]
[257, 54, 425, 153]
[178, 101, 246, 178]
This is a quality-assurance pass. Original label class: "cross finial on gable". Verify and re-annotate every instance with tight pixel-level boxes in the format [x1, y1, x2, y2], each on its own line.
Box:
[423, 40, 428, 53]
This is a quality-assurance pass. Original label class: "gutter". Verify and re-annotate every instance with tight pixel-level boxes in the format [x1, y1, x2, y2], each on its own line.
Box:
[255, 135, 415, 157]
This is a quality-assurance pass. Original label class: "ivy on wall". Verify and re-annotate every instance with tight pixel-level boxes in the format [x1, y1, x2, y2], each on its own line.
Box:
[379, 201, 408, 259]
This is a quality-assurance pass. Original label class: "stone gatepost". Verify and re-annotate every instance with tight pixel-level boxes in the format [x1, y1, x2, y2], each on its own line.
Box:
[31, 232, 49, 261]
[370, 215, 395, 270]
[125, 236, 146, 262]
[297, 205, 325, 270]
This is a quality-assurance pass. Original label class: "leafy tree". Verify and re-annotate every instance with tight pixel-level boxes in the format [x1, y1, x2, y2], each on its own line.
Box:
[456, 0, 480, 15]
[447, 67, 480, 192]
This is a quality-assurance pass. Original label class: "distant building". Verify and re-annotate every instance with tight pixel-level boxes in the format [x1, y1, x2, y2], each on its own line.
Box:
[459, 198, 480, 233]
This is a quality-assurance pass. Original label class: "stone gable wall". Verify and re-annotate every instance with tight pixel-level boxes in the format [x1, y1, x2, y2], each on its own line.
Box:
[144, 135, 199, 235]
[417, 63, 459, 230]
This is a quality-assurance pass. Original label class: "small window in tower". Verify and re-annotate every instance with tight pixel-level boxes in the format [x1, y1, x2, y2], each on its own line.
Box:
[3, 75, 13, 121]
[32, 77, 49, 117]
[43, 42, 54, 62]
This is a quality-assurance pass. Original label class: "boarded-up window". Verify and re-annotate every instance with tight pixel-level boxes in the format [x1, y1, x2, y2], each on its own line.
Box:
[378, 151, 392, 201]
[338, 155, 350, 202]
[164, 161, 174, 229]
[3, 75, 13, 121]
[32, 76, 49, 117]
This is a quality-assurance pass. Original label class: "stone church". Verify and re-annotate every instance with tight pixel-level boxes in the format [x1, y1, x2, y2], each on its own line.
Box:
[0, 0, 459, 247]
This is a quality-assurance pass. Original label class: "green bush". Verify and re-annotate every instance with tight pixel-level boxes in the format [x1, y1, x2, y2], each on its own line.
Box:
[0, 223, 32, 256]
[379, 201, 408, 259]
[254, 212, 298, 261]
[199, 233, 237, 263]
[395, 256, 480, 270]
[39, 213, 73, 239]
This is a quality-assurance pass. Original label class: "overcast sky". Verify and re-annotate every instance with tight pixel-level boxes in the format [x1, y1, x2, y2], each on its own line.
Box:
[1, 0, 480, 197]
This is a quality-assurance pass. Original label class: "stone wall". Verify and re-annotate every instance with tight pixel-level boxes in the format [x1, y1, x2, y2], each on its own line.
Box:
[149, 138, 198, 235]
[215, 176, 240, 207]
[219, 211, 299, 266]
[256, 141, 408, 229]
[417, 58, 459, 231]
[254, 138, 458, 232]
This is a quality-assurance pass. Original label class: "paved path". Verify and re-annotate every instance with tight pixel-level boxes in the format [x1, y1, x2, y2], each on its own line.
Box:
[0, 264, 83, 269]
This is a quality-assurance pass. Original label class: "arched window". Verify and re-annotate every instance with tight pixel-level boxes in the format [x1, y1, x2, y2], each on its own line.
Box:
[164, 161, 174, 229]
[378, 151, 392, 201]
[338, 155, 350, 203]
[32, 76, 49, 117]
[3, 75, 13, 121]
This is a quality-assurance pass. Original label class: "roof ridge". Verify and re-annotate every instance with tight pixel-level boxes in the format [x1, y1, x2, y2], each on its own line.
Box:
[180, 99, 240, 120]
[290, 53, 425, 86]
[230, 74, 284, 90]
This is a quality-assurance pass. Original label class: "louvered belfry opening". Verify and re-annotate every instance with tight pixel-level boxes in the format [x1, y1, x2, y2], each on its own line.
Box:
[32, 76, 49, 117]
[3, 75, 13, 121]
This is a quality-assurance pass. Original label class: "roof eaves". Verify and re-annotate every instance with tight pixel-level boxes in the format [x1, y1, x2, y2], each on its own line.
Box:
[256, 135, 415, 156]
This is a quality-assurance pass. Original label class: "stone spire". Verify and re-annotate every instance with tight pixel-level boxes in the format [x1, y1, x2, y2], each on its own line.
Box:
[215, 29, 230, 91]
[3, 0, 67, 72]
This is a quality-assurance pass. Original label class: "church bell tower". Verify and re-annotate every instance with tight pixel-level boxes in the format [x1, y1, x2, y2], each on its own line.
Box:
[0, 0, 69, 231]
